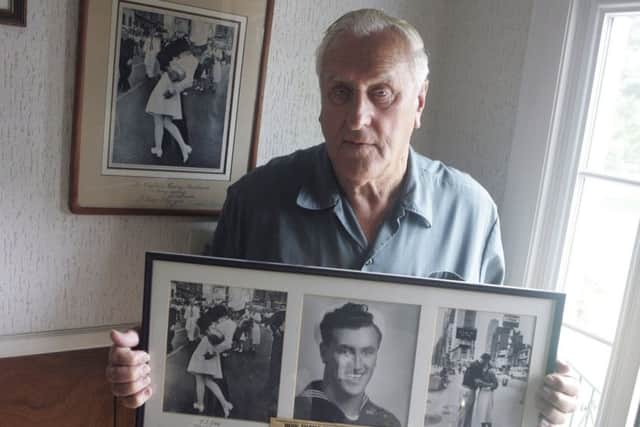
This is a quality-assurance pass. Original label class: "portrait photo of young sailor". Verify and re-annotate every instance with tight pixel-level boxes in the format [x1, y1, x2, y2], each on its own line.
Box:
[294, 299, 420, 427]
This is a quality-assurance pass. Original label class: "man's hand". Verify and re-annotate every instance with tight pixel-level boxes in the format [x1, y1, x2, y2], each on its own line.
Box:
[536, 360, 579, 426]
[106, 329, 152, 408]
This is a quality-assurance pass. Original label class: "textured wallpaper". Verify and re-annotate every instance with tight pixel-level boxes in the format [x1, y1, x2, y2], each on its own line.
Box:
[0, 1, 194, 335]
[0, 0, 530, 336]
[426, 0, 533, 207]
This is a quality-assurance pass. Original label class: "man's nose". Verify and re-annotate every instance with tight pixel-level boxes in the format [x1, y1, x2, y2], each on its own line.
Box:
[346, 93, 373, 130]
[352, 352, 365, 372]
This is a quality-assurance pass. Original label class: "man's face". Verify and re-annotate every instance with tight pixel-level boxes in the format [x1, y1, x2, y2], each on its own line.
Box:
[319, 30, 427, 184]
[321, 326, 380, 398]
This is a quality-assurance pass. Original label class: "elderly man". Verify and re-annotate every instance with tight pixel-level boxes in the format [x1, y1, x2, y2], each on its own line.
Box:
[294, 303, 400, 427]
[107, 9, 577, 425]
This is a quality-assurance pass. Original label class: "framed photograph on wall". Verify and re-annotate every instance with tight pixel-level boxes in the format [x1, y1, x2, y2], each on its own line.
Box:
[139, 252, 565, 427]
[0, 0, 26, 27]
[70, 0, 274, 215]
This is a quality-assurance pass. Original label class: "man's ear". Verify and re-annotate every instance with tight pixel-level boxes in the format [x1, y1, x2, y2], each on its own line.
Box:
[414, 80, 429, 129]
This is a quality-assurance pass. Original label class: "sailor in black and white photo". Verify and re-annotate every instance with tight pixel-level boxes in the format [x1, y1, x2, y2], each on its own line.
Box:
[294, 303, 400, 427]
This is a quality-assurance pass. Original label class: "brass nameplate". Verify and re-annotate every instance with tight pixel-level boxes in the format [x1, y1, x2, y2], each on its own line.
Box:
[270, 418, 374, 427]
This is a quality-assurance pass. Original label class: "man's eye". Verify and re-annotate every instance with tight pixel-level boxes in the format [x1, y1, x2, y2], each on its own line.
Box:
[328, 86, 350, 104]
[370, 88, 393, 105]
[362, 348, 376, 356]
[336, 346, 353, 355]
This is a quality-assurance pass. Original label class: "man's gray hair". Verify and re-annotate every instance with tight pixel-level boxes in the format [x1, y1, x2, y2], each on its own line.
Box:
[316, 9, 430, 84]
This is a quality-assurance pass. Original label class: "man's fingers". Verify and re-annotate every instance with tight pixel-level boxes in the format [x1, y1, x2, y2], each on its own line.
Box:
[537, 385, 578, 424]
[554, 360, 571, 375]
[109, 346, 150, 366]
[106, 363, 151, 383]
[117, 386, 153, 409]
[545, 371, 580, 397]
[111, 374, 151, 398]
[541, 383, 579, 412]
[535, 362, 580, 425]
[538, 416, 563, 427]
[110, 329, 140, 348]
[537, 398, 569, 426]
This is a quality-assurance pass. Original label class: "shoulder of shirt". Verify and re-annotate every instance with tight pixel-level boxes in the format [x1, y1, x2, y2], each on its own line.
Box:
[362, 399, 401, 426]
[296, 380, 326, 399]
[412, 150, 497, 210]
[227, 144, 321, 197]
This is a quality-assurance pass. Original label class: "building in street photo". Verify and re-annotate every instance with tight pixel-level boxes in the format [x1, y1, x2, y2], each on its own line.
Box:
[162, 281, 287, 422]
[424, 308, 537, 427]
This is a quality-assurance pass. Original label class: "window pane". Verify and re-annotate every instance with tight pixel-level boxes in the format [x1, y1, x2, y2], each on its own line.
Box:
[561, 177, 640, 342]
[558, 326, 610, 391]
[558, 326, 609, 427]
[586, 15, 640, 180]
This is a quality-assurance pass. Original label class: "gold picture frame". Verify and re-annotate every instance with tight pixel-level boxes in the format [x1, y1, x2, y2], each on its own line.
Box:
[70, 0, 273, 215]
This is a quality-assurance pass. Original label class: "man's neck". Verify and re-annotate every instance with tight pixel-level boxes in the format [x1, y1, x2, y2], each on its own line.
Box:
[322, 379, 366, 420]
[336, 156, 408, 244]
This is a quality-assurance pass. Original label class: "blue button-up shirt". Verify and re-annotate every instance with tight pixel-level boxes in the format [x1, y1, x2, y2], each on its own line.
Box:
[209, 143, 504, 284]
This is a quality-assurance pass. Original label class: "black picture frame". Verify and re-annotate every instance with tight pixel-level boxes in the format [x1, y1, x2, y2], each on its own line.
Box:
[0, 0, 27, 27]
[139, 252, 565, 427]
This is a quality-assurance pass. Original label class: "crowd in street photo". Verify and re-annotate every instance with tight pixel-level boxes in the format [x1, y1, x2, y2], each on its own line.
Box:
[162, 282, 287, 422]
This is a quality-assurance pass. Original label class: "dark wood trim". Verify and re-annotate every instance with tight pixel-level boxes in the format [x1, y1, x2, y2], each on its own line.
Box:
[69, 0, 88, 215]
[115, 402, 136, 427]
[0, 0, 27, 27]
[248, 0, 275, 171]
[0, 347, 114, 427]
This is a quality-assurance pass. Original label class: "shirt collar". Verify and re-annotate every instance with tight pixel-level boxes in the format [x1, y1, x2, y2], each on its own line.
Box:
[296, 145, 432, 227]
[296, 144, 341, 210]
[301, 380, 370, 413]
[397, 147, 432, 228]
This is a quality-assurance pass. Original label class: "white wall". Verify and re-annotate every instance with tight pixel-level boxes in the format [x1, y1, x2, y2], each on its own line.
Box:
[0, 0, 533, 339]
[425, 0, 533, 208]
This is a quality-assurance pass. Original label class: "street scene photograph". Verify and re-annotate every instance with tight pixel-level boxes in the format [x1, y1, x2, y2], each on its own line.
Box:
[106, 2, 242, 176]
[424, 308, 537, 427]
[161, 281, 287, 422]
[295, 295, 420, 427]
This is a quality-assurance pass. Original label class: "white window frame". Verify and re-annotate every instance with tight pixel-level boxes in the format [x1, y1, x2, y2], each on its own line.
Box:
[502, 0, 640, 425]
[602, 225, 640, 426]
[500, 0, 574, 288]
[505, 0, 640, 291]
